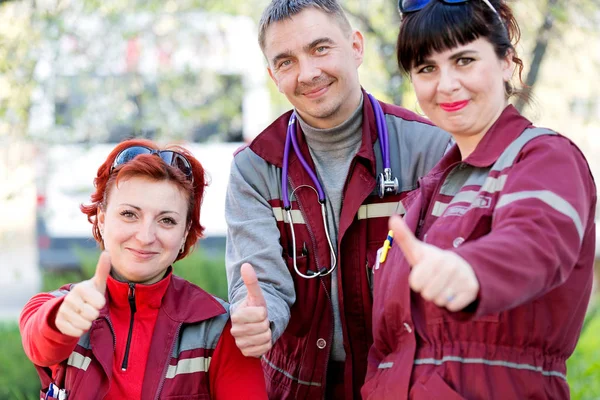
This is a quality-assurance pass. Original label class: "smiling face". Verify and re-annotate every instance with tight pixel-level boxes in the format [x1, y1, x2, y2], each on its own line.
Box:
[410, 37, 514, 158]
[97, 176, 189, 284]
[263, 7, 364, 129]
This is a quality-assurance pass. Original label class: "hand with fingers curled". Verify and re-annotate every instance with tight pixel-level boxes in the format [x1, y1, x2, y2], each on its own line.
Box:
[230, 263, 273, 358]
[390, 215, 480, 312]
[55, 251, 111, 337]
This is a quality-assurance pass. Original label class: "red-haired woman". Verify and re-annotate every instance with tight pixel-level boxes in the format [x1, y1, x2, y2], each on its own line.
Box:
[20, 139, 267, 399]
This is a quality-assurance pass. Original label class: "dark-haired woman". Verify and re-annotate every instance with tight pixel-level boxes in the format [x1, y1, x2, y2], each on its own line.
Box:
[20, 139, 267, 399]
[363, 1, 596, 398]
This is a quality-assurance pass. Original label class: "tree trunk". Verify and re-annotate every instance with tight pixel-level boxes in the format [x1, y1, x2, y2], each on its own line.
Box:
[515, 0, 559, 112]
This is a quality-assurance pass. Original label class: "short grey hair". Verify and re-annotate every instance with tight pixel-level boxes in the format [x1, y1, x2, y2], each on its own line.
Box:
[258, 0, 353, 52]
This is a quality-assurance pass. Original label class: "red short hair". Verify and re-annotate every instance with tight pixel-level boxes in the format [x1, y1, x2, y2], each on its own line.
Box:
[80, 138, 207, 261]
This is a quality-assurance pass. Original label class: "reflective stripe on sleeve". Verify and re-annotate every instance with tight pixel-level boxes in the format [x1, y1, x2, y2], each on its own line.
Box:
[496, 190, 584, 241]
[165, 357, 211, 379]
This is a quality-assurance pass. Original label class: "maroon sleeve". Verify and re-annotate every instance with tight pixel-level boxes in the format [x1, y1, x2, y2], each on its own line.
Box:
[453, 136, 596, 317]
[209, 320, 267, 399]
[19, 292, 79, 367]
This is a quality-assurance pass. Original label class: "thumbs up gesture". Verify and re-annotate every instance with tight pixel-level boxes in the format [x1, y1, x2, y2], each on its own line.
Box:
[389, 215, 480, 312]
[55, 251, 111, 337]
[230, 263, 272, 357]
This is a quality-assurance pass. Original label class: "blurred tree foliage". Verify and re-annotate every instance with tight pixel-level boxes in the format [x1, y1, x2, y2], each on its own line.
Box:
[2, 0, 600, 141]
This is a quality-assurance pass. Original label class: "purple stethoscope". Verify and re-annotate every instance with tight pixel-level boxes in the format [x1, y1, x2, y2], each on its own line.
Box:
[281, 93, 399, 279]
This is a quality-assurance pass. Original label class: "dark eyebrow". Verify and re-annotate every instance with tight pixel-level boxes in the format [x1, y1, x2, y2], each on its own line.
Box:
[271, 37, 335, 67]
[304, 37, 334, 52]
[419, 50, 478, 67]
[449, 50, 478, 60]
[271, 50, 294, 68]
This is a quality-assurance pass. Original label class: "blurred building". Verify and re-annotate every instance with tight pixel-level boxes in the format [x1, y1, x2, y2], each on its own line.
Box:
[27, 11, 272, 269]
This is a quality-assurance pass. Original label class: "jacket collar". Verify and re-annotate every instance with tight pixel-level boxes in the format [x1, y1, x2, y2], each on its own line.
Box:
[99, 267, 226, 324]
[464, 105, 532, 167]
[430, 105, 532, 174]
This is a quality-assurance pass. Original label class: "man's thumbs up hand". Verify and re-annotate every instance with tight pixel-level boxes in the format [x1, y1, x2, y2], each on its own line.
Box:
[389, 215, 480, 312]
[55, 252, 111, 337]
[242, 263, 267, 307]
[231, 263, 272, 357]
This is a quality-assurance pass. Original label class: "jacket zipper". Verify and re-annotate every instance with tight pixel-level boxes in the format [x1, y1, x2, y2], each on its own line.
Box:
[154, 323, 182, 400]
[121, 283, 136, 371]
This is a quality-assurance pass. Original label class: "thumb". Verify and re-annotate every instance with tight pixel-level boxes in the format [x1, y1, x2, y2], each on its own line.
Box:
[241, 263, 266, 307]
[92, 251, 111, 295]
[389, 215, 424, 267]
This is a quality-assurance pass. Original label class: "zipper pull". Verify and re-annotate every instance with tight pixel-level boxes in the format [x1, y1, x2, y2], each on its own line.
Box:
[302, 242, 309, 257]
[128, 283, 136, 313]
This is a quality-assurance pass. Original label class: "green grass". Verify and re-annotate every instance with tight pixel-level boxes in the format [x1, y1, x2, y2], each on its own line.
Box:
[567, 302, 600, 399]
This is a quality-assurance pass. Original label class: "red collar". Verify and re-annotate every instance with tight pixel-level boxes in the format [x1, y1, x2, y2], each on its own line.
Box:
[107, 270, 172, 310]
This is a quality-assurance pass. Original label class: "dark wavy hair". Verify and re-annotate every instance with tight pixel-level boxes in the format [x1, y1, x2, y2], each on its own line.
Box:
[397, 0, 524, 97]
[80, 138, 207, 261]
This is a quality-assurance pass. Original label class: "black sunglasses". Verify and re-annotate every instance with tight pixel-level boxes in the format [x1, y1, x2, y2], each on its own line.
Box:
[398, 0, 499, 15]
[111, 146, 194, 182]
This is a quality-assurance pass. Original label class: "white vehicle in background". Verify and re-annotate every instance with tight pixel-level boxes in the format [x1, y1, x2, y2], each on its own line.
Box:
[30, 11, 270, 270]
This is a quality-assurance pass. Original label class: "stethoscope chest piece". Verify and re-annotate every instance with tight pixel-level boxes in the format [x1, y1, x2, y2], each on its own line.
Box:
[377, 167, 399, 198]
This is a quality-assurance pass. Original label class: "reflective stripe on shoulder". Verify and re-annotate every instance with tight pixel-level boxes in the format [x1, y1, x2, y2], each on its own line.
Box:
[497, 190, 584, 241]
[176, 301, 229, 356]
[358, 201, 406, 220]
[414, 356, 566, 380]
[166, 356, 211, 379]
[272, 207, 305, 224]
[67, 351, 92, 371]
[492, 128, 556, 172]
[262, 355, 322, 387]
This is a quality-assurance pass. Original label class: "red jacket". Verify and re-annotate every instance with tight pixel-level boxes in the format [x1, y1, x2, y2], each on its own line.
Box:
[20, 271, 267, 399]
[363, 106, 597, 399]
[233, 92, 449, 399]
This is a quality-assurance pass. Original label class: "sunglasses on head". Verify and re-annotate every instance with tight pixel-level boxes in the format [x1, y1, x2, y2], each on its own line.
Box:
[398, 0, 499, 16]
[111, 146, 194, 182]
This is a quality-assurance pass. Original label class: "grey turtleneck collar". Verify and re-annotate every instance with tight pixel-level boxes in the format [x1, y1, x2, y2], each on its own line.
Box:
[296, 93, 364, 152]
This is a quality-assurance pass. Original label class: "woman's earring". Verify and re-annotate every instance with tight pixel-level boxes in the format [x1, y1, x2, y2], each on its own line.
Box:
[180, 243, 185, 254]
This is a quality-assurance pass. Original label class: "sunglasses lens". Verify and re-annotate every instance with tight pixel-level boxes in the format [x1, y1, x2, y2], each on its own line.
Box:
[399, 0, 431, 13]
[162, 152, 193, 179]
[112, 147, 193, 182]
[114, 146, 152, 166]
[399, 0, 469, 13]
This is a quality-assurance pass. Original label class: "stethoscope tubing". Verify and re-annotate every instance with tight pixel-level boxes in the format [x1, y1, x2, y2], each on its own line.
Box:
[281, 93, 392, 279]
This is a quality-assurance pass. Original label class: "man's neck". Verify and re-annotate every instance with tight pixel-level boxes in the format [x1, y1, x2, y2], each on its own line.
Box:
[297, 93, 364, 152]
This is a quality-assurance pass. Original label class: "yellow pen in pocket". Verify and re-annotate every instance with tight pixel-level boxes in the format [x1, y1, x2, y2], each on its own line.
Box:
[379, 230, 394, 264]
